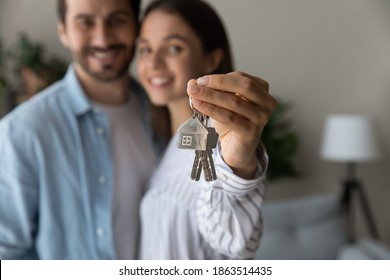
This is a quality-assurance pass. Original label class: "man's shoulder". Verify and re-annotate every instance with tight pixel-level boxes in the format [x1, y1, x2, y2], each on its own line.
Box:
[0, 79, 68, 132]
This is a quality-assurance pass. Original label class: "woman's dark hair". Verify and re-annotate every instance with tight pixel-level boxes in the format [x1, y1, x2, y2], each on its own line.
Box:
[57, 0, 141, 31]
[141, 0, 234, 74]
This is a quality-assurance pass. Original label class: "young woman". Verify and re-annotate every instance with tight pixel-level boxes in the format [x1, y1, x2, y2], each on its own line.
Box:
[136, 0, 276, 259]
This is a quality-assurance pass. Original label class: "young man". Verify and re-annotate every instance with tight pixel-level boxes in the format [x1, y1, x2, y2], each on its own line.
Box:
[0, 0, 275, 259]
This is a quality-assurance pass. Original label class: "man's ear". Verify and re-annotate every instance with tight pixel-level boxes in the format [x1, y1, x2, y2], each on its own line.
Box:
[205, 48, 224, 74]
[58, 23, 69, 48]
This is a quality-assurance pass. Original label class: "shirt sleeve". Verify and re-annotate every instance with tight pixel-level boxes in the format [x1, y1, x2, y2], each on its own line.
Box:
[195, 141, 268, 259]
[0, 121, 39, 259]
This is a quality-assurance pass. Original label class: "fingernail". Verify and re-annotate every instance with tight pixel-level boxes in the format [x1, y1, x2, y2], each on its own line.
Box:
[197, 76, 209, 86]
[187, 84, 201, 94]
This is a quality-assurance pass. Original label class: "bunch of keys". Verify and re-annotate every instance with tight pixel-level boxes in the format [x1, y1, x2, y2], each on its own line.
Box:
[178, 98, 219, 181]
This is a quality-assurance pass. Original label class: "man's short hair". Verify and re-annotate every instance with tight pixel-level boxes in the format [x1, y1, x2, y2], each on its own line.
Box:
[57, 0, 141, 26]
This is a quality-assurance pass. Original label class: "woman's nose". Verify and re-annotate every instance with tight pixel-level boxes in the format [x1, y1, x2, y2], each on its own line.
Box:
[150, 50, 165, 69]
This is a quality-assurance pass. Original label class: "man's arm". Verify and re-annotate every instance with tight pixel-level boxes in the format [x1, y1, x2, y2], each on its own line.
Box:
[0, 121, 39, 259]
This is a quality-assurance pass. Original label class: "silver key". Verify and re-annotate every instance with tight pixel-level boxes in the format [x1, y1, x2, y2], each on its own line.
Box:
[200, 126, 218, 181]
[190, 150, 202, 181]
[178, 113, 208, 181]
[178, 111, 218, 181]
[199, 113, 218, 181]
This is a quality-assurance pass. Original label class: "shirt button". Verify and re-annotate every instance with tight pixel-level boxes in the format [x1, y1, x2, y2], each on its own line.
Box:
[99, 176, 106, 184]
[96, 127, 104, 135]
[96, 228, 104, 236]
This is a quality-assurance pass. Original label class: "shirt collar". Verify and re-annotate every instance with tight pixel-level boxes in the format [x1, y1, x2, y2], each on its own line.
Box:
[62, 64, 93, 116]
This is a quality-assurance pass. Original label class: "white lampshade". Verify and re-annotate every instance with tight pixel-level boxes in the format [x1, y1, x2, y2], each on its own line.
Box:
[320, 115, 380, 162]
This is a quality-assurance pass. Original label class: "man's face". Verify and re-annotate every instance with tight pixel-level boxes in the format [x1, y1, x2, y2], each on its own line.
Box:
[58, 0, 137, 82]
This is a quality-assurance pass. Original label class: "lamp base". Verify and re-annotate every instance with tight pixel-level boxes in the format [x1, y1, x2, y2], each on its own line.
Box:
[341, 178, 380, 243]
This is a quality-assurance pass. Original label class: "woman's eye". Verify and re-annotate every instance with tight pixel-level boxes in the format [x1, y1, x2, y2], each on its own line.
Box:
[168, 45, 182, 54]
[138, 47, 151, 56]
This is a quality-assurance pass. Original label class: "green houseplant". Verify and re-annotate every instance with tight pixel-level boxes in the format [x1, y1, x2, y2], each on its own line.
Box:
[0, 40, 9, 115]
[11, 33, 67, 101]
[261, 99, 299, 181]
[13, 33, 67, 84]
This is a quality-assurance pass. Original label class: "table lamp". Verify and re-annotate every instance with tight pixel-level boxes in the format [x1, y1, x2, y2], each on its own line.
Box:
[320, 114, 381, 242]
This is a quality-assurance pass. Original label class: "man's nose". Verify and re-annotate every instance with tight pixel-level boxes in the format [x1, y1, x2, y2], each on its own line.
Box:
[91, 23, 113, 47]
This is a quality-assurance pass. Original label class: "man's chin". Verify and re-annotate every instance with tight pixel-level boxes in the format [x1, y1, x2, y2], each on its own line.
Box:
[88, 67, 129, 82]
[76, 59, 129, 82]
[90, 72, 124, 82]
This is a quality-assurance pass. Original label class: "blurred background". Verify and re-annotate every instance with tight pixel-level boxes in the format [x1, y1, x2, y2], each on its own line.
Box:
[1, 0, 389, 258]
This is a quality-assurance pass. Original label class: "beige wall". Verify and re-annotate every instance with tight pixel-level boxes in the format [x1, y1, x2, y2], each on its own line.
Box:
[1, 0, 390, 246]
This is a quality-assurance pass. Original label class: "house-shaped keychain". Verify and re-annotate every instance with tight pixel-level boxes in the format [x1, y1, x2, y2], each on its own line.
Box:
[178, 116, 218, 151]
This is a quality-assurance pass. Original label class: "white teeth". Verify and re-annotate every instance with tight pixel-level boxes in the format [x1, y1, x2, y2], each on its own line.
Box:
[94, 52, 114, 59]
[151, 77, 170, 85]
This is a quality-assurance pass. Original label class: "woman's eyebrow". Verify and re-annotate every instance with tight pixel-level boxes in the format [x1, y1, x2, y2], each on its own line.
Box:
[136, 34, 189, 45]
[163, 34, 189, 42]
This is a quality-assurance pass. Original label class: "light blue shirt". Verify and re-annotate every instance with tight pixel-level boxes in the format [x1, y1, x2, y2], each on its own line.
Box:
[0, 66, 156, 259]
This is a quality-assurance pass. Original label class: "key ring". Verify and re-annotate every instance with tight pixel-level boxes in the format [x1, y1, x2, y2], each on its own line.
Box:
[189, 96, 200, 119]
[189, 96, 208, 125]
[189, 96, 197, 114]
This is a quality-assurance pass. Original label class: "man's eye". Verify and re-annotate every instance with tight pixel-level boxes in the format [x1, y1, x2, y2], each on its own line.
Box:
[78, 19, 94, 29]
[110, 17, 128, 26]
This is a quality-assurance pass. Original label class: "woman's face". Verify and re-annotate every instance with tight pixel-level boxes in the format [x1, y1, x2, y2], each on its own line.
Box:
[136, 10, 212, 106]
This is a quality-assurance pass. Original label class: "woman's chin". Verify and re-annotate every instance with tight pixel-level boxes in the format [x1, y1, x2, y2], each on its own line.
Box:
[149, 97, 168, 107]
